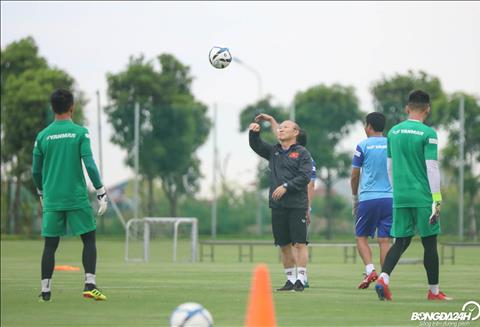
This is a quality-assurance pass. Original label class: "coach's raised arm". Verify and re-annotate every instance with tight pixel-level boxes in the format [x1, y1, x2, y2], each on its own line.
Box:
[248, 122, 274, 160]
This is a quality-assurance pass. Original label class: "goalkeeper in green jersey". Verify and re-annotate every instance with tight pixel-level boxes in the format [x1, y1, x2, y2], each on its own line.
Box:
[374, 90, 451, 301]
[32, 89, 108, 302]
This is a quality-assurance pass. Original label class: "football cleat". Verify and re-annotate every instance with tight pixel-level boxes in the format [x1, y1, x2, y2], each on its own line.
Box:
[304, 280, 310, 288]
[375, 277, 392, 301]
[83, 284, 107, 301]
[276, 280, 295, 291]
[427, 290, 452, 301]
[358, 270, 378, 289]
[38, 292, 51, 302]
[293, 280, 304, 292]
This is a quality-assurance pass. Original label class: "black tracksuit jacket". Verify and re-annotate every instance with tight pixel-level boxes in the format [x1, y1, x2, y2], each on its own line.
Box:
[249, 130, 312, 209]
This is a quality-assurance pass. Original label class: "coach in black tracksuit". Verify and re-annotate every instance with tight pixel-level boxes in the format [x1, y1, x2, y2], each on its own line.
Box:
[249, 120, 312, 292]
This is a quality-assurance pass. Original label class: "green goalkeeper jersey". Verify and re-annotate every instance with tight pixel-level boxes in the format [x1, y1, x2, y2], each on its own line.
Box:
[33, 120, 100, 211]
[387, 119, 438, 208]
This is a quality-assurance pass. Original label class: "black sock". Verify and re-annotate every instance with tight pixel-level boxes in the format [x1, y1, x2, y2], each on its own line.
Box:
[41, 237, 60, 280]
[81, 230, 97, 278]
[421, 235, 439, 285]
[381, 236, 412, 275]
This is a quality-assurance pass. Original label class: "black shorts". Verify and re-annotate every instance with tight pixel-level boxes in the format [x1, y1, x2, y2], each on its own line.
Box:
[271, 208, 308, 246]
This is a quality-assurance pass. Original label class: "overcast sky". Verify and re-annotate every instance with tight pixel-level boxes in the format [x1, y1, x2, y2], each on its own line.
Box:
[2, 1, 479, 196]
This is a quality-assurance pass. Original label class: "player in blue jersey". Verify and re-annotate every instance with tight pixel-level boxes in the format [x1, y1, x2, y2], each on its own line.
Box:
[351, 112, 392, 289]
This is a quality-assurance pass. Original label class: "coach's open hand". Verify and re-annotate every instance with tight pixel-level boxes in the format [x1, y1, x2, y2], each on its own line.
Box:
[272, 185, 287, 200]
[255, 113, 274, 122]
[249, 122, 261, 132]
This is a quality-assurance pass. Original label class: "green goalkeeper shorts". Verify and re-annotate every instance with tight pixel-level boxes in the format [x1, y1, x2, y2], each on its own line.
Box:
[390, 207, 441, 238]
[41, 207, 96, 237]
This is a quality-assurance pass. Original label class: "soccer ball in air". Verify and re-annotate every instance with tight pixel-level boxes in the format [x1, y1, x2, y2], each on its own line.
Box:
[209, 47, 232, 69]
[170, 302, 213, 327]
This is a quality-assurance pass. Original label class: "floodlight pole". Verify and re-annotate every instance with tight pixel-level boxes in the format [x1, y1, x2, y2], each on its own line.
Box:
[458, 96, 465, 240]
[96, 90, 105, 233]
[211, 103, 218, 239]
[134, 102, 140, 220]
[234, 57, 263, 235]
[290, 101, 296, 121]
[233, 58, 262, 100]
[96, 91, 104, 178]
[98, 97, 127, 230]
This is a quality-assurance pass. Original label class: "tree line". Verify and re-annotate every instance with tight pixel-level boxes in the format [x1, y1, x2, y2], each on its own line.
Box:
[1, 37, 478, 239]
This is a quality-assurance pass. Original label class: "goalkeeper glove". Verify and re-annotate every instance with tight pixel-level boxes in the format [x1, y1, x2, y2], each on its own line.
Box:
[96, 186, 108, 216]
[429, 201, 441, 225]
[352, 195, 359, 219]
[37, 188, 43, 207]
[429, 192, 442, 225]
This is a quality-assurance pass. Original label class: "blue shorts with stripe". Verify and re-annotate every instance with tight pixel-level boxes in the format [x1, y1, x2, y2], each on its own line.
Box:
[355, 198, 392, 238]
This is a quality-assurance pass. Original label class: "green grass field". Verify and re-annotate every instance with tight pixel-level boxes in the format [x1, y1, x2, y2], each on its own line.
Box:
[1, 238, 479, 327]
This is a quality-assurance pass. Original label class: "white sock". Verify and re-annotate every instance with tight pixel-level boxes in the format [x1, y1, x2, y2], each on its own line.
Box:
[297, 267, 307, 285]
[365, 264, 375, 275]
[41, 279, 51, 292]
[429, 284, 439, 295]
[85, 273, 96, 285]
[379, 272, 390, 285]
[285, 268, 296, 283]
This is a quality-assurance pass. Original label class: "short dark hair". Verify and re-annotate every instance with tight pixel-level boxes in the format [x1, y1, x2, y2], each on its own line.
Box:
[50, 88, 74, 114]
[365, 112, 386, 132]
[407, 90, 430, 111]
[297, 129, 307, 147]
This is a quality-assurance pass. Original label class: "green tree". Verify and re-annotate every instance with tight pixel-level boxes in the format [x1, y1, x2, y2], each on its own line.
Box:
[370, 70, 446, 132]
[294, 84, 362, 239]
[435, 93, 480, 240]
[105, 54, 210, 217]
[1, 37, 86, 234]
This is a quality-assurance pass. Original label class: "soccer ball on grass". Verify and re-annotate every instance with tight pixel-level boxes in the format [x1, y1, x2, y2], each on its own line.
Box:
[170, 302, 213, 327]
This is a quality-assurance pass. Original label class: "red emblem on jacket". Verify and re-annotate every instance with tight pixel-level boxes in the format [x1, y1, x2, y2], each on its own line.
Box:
[289, 152, 299, 159]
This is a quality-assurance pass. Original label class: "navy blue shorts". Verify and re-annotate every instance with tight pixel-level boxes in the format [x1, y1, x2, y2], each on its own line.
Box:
[355, 198, 392, 238]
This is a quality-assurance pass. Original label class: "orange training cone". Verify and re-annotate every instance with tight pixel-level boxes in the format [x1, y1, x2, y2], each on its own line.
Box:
[245, 264, 277, 327]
